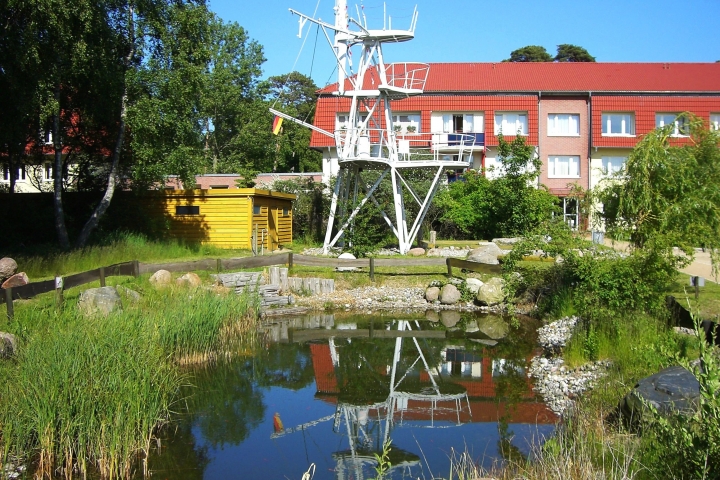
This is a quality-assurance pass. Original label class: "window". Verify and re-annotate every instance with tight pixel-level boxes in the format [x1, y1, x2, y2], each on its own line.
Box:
[656, 113, 688, 136]
[709, 114, 720, 131]
[494, 112, 528, 135]
[175, 205, 199, 215]
[1, 164, 26, 182]
[430, 113, 484, 133]
[209, 185, 229, 189]
[601, 113, 635, 136]
[601, 156, 627, 175]
[44, 163, 53, 182]
[336, 113, 368, 131]
[548, 155, 580, 178]
[548, 113, 580, 136]
[253, 205, 262, 215]
[392, 113, 420, 133]
[282, 208, 289, 216]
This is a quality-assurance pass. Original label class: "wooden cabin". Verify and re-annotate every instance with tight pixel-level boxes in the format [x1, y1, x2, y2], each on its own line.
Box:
[148, 189, 295, 250]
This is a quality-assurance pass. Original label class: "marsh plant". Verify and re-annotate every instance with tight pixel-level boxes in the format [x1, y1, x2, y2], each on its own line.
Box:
[0, 281, 260, 478]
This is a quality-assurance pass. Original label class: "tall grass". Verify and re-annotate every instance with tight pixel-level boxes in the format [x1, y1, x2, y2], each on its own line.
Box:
[14, 232, 249, 279]
[0, 278, 260, 478]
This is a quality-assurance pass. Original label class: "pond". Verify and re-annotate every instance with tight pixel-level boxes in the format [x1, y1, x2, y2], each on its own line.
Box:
[148, 313, 556, 479]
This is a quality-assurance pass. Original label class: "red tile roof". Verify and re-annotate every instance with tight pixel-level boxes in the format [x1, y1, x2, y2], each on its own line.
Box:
[318, 63, 720, 94]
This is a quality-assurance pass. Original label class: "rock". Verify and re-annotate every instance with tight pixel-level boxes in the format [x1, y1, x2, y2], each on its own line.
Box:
[78, 286, 123, 316]
[621, 366, 700, 419]
[0, 257, 18, 283]
[440, 284, 461, 305]
[475, 277, 505, 306]
[0, 332, 17, 358]
[335, 266, 359, 272]
[440, 310, 461, 328]
[465, 278, 484, 294]
[176, 272, 202, 288]
[425, 310, 440, 322]
[407, 247, 426, 256]
[537, 316, 578, 352]
[465, 320, 479, 333]
[149, 269, 172, 287]
[492, 237, 522, 246]
[426, 248, 442, 257]
[476, 316, 509, 339]
[470, 338, 498, 347]
[115, 285, 141, 303]
[338, 252, 356, 259]
[466, 243, 503, 265]
[425, 286, 440, 302]
[1, 272, 29, 289]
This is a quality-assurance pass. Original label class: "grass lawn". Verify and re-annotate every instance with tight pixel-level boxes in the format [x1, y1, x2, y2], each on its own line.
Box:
[667, 272, 720, 321]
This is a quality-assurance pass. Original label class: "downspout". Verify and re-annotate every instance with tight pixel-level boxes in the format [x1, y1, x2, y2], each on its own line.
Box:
[537, 92, 542, 187]
[587, 92, 592, 191]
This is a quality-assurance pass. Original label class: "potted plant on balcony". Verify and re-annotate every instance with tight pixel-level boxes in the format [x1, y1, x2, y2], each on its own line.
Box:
[393, 125, 402, 133]
[406, 125, 417, 134]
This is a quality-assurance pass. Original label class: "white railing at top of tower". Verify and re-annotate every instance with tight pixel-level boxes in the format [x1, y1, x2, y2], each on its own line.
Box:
[333, 128, 480, 163]
[383, 63, 430, 91]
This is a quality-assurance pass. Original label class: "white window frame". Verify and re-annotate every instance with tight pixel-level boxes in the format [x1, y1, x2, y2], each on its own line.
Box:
[494, 112, 528, 136]
[601, 156, 627, 176]
[709, 113, 720, 131]
[601, 113, 635, 136]
[547, 155, 580, 178]
[547, 113, 580, 136]
[44, 163, 53, 182]
[392, 113, 421, 134]
[1, 164, 27, 183]
[656, 113, 689, 137]
[336, 113, 369, 131]
[430, 112, 484, 133]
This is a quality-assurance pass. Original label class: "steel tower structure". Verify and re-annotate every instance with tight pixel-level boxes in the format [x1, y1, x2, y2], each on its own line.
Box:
[279, 1, 477, 254]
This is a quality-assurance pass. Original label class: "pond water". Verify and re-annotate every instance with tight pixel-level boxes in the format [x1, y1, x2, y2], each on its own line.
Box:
[148, 313, 556, 479]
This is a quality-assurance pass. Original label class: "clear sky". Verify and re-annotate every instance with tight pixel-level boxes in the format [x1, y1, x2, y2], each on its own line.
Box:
[208, 0, 720, 87]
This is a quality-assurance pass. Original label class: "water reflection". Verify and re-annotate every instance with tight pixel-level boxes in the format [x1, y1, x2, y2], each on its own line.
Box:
[150, 313, 556, 480]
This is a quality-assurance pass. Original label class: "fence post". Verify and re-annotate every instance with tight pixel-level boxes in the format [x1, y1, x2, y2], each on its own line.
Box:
[446, 257, 453, 277]
[4, 287, 13, 321]
[99, 266, 106, 287]
[288, 252, 293, 269]
[55, 276, 64, 309]
[133, 260, 140, 278]
[217, 258, 222, 273]
[369, 257, 375, 281]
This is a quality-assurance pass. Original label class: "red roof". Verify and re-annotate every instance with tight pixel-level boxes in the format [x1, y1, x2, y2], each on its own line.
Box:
[319, 63, 720, 94]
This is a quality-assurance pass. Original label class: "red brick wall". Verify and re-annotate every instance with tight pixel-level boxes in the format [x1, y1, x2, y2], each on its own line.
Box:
[539, 97, 590, 191]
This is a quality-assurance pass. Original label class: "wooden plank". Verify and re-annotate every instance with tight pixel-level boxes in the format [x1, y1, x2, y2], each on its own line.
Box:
[106, 262, 136, 277]
[65, 269, 101, 289]
[139, 258, 217, 275]
[446, 258, 502, 275]
[220, 253, 291, 270]
[0, 278, 56, 302]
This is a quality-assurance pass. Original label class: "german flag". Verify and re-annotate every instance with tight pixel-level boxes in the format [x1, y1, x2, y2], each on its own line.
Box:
[272, 116, 283, 135]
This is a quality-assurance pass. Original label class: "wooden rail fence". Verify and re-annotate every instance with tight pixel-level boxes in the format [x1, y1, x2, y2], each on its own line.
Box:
[2, 253, 488, 319]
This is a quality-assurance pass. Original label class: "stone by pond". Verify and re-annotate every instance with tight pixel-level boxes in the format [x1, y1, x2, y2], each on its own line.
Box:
[146, 312, 556, 479]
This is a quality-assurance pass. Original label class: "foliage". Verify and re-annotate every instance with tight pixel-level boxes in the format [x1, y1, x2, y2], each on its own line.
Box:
[642, 314, 720, 479]
[435, 134, 557, 239]
[554, 44, 596, 62]
[341, 197, 387, 258]
[504, 44, 595, 62]
[504, 45, 553, 62]
[272, 176, 328, 243]
[372, 440, 393, 480]
[595, 114, 720, 274]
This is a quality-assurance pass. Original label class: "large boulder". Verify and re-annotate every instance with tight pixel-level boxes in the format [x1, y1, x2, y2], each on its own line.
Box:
[176, 272, 202, 288]
[115, 285, 142, 304]
[466, 242, 503, 265]
[475, 277, 505, 306]
[465, 278, 484, 294]
[338, 252, 356, 260]
[1, 272, 29, 289]
[0, 332, 17, 358]
[78, 286, 123, 316]
[0, 257, 18, 283]
[476, 316, 509, 340]
[439, 284, 461, 305]
[492, 238, 522, 246]
[149, 269, 173, 288]
[425, 310, 440, 322]
[425, 286, 440, 302]
[621, 366, 700, 420]
[407, 247, 426, 256]
[439, 310, 461, 328]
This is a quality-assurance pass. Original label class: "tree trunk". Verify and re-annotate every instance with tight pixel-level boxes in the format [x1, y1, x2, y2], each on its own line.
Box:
[75, 4, 134, 248]
[52, 88, 70, 249]
[8, 152, 16, 194]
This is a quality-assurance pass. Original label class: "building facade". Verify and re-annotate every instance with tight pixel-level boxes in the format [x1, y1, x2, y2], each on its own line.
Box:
[309, 62, 720, 228]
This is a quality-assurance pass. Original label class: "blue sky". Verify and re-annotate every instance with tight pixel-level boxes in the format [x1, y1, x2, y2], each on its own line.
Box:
[208, 0, 720, 87]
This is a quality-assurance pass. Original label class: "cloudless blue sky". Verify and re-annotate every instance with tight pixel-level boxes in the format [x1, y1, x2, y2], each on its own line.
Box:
[209, 0, 720, 87]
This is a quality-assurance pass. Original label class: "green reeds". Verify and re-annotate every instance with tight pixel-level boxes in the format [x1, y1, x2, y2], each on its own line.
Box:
[0, 278, 260, 478]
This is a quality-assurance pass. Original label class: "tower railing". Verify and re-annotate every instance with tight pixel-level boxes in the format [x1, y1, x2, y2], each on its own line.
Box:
[334, 128, 481, 164]
[383, 63, 430, 91]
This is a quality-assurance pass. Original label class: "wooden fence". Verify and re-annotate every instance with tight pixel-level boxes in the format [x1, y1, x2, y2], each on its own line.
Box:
[1, 253, 490, 319]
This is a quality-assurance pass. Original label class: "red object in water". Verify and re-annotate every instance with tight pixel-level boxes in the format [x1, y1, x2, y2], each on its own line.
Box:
[273, 413, 284, 433]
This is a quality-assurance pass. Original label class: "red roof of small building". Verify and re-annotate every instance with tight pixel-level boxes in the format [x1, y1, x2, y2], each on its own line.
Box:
[319, 62, 720, 94]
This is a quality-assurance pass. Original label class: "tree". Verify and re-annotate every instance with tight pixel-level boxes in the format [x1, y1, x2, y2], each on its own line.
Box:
[435, 135, 557, 239]
[504, 45, 553, 62]
[555, 44, 596, 62]
[265, 72, 322, 173]
[595, 114, 720, 272]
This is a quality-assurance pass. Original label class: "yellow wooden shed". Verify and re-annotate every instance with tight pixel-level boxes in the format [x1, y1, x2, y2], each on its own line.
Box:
[146, 189, 295, 250]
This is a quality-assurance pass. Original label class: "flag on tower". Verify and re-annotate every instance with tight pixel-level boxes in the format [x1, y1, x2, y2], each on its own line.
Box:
[272, 116, 283, 135]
